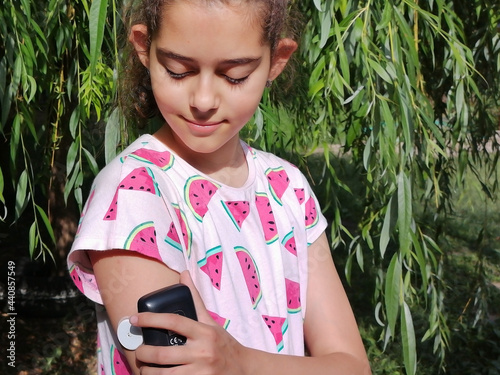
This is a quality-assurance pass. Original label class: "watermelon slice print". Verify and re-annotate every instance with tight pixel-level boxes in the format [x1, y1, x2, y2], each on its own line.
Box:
[103, 167, 160, 220]
[123, 221, 161, 260]
[69, 265, 84, 293]
[265, 167, 290, 205]
[111, 345, 132, 375]
[255, 192, 278, 244]
[208, 310, 230, 329]
[129, 148, 174, 171]
[103, 190, 119, 221]
[235, 246, 262, 309]
[185, 176, 220, 222]
[262, 315, 288, 352]
[165, 221, 182, 252]
[294, 188, 305, 204]
[172, 203, 192, 258]
[281, 230, 297, 256]
[285, 278, 301, 314]
[221, 200, 250, 231]
[305, 196, 319, 229]
[197, 246, 223, 290]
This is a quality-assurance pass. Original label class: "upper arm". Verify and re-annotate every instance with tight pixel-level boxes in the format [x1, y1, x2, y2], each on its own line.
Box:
[304, 233, 368, 361]
[89, 250, 180, 374]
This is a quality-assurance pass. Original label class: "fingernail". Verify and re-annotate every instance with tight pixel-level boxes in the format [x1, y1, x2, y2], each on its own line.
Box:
[129, 315, 138, 325]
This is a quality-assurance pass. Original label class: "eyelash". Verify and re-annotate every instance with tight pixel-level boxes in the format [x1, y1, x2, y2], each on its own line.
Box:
[165, 68, 249, 85]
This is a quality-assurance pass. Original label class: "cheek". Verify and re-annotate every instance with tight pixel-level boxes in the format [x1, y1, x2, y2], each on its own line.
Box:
[151, 80, 185, 114]
[231, 86, 266, 119]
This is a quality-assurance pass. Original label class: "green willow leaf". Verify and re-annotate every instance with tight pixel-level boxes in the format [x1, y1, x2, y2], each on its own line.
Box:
[83, 148, 99, 176]
[28, 222, 37, 258]
[397, 171, 412, 256]
[313, 0, 323, 12]
[380, 195, 397, 258]
[402, 302, 417, 375]
[35, 204, 56, 244]
[89, 0, 108, 75]
[385, 253, 402, 338]
[15, 169, 29, 220]
[66, 139, 79, 177]
[367, 58, 393, 84]
[69, 107, 80, 139]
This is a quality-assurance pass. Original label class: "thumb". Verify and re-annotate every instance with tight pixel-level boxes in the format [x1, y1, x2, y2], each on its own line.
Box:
[180, 270, 214, 325]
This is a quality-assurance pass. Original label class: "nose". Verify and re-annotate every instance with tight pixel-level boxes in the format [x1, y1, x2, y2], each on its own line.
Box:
[189, 75, 219, 113]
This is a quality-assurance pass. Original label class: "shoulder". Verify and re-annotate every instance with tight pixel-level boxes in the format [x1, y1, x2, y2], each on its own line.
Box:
[95, 134, 174, 184]
[245, 144, 310, 188]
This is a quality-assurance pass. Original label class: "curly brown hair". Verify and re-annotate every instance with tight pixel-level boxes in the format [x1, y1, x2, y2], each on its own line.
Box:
[118, 0, 299, 128]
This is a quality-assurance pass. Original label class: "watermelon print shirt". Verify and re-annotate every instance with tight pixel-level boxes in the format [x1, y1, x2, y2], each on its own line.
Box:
[68, 134, 327, 375]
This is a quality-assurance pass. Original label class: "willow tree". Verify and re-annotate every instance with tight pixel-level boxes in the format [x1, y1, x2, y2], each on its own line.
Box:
[262, 1, 499, 374]
[1, 0, 499, 374]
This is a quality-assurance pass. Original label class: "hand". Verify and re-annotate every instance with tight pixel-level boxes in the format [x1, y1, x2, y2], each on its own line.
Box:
[130, 271, 248, 374]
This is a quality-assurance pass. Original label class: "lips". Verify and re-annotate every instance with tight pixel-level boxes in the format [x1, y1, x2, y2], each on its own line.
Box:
[181, 116, 221, 126]
[182, 116, 224, 135]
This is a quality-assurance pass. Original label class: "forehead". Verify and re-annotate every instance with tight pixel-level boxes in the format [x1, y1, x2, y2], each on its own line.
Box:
[154, 1, 268, 59]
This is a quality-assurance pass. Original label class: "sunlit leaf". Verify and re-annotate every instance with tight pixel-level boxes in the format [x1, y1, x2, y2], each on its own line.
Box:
[89, 0, 108, 75]
[385, 253, 402, 338]
[402, 302, 417, 375]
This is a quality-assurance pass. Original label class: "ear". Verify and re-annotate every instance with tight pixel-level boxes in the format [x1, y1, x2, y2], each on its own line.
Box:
[268, 38, 298, 81]
[129, 24, 150, 68]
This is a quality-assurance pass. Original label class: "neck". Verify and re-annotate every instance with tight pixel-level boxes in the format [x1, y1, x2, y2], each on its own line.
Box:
[154, 125, 249, 188]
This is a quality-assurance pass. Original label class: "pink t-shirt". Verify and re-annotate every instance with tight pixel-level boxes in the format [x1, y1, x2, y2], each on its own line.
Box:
[68, 134, 327, 374]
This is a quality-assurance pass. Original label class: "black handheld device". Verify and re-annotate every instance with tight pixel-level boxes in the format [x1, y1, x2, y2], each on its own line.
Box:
[137, 283, 198, 347]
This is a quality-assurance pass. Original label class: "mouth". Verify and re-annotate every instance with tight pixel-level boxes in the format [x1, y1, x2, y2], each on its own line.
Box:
[183, 117, 223, 127]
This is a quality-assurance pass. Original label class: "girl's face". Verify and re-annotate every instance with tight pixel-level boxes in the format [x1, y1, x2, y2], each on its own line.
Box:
[131, 1, 295, 160]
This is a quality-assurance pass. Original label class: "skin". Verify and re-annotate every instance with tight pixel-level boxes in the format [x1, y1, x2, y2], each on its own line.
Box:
[90, 1, 371, 374]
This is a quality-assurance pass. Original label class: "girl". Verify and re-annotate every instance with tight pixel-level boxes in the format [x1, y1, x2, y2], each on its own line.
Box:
[68, 0, 371, 374]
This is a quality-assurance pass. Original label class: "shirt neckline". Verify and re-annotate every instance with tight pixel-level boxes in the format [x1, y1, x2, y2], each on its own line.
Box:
[142, 134, 256, 190]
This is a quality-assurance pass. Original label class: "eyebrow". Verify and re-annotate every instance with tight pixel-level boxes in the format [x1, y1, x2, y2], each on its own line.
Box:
[156, 48, 262, 66]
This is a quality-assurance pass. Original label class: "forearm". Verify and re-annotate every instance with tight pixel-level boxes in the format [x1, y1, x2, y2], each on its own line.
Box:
[240, 347, 371, 375]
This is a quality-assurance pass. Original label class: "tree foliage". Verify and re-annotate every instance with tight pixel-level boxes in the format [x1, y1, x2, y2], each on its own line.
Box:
[1, 0, 499, 373]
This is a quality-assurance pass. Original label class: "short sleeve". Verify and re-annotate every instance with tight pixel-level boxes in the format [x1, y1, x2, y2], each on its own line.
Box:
[67, 156, 187, 304]
[302, 183, 328, 245]
[286, 164, 328, 246]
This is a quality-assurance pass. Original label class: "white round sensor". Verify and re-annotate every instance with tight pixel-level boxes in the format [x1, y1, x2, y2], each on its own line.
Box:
[117, 318, 143, 350]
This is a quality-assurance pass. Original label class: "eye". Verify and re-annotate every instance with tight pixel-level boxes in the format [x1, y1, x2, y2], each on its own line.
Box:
[166, 68, 190, 80]
[224, 75, 249, 85]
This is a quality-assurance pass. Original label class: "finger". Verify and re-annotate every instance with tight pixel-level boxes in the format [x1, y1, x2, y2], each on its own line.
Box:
[135, 342, 186, 368]
[130, 312, 198, 339]
[179, 270, 214, 324]
[140, 363, 197, 375]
